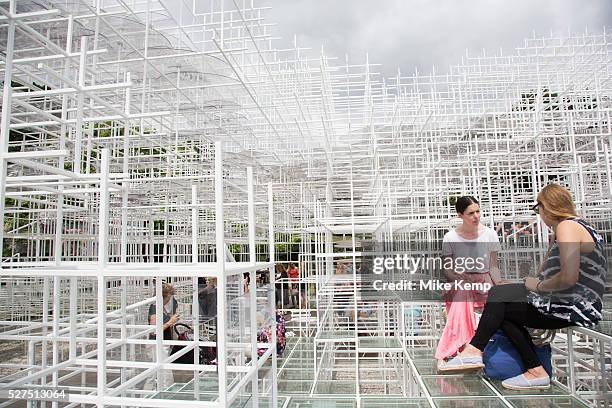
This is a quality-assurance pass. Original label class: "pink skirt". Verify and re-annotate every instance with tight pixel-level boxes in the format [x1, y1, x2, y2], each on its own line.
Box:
[434, 272, 494, 361]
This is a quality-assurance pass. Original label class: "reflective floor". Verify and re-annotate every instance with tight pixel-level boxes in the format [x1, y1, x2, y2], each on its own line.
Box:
[148, 319, 609, 407]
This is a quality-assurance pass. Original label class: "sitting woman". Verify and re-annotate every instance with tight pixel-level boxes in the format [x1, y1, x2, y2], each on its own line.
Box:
[437, 196, 502, 369]
[442, 184, 607, 390]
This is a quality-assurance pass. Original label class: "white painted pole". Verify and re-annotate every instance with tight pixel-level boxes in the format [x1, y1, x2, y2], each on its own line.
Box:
[268, 182, 277, 408]
[73, 36, 88, 174]
[214, 141, 228, 407]
[192, 185, 199, 264]
[120, 72, 130, 401]
[604, 144, 612, 197]
[97, 149, 110, 406]
[191, 184, 200, 398]
[247, 167, 258, 407]
[0, 0, 16, 267]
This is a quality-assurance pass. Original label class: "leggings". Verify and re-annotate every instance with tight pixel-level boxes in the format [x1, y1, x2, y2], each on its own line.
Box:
[469, 283, 572, 370]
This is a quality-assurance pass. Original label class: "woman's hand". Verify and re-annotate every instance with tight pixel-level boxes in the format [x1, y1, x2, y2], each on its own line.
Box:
[443, 270, 463, 282]
[524, 277, 540, 292]
[489, 265, 502, 285]
[166, 314, 180, 328]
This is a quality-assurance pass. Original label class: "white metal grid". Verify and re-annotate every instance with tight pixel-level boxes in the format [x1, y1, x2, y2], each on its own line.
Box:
[0, 0, 611, 407]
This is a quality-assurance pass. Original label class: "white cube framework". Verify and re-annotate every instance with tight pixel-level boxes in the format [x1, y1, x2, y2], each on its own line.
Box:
[0, 0, 611, 407]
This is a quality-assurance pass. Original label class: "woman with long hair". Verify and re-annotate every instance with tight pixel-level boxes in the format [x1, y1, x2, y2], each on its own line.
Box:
[436, 196, 502, 370]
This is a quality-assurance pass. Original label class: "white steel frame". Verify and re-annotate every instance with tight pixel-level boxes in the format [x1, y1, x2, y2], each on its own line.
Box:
[0, 0, 611, 407]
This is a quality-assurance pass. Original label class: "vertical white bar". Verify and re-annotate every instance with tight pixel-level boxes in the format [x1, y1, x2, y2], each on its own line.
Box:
[155, 276, 163, 388]
[192, 185, 198, 263]
[604, 144, 612, 197]
[577, 156, 585, 208]
[121, 72, 131, 263]
[0, 4, 15, 266]
[267, 182, 277, 408]
[348, 154, 360, 402]
[191, 184, 200, 392]
[485, 159, 494, 227]
[97, 149, 110, 405]
[215, 141, 227, 407]
[567, 328, 576, 396]
[60, 15, 76, 374]
[41, 277, 49, 380]
[220, 0, 225, 47]
[247, 167, 258, 407]
[120, 71, 131, 397]
[73, 36, 88, 174]
[52, 277, 60, 390]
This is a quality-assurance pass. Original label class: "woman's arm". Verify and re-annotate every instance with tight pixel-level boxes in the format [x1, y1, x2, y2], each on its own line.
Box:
[525, 221, 582, 292]
[489, 251, 501, 284]
[441, 235, 459, 281]
[149, 313, 180, 331]
[442, 255, 461, 281]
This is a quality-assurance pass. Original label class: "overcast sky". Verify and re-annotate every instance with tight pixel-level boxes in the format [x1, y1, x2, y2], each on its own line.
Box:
[262, 0, 612, 80]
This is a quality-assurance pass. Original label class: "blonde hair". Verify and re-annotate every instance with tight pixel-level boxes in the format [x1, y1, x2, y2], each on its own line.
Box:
[537, 184, 577, 221]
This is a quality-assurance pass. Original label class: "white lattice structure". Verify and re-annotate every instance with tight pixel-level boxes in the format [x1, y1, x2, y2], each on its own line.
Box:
[0, 1, 611, 407]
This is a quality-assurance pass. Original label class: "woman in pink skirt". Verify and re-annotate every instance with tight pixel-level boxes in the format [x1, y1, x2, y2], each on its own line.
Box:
[436, 196, 502, 371]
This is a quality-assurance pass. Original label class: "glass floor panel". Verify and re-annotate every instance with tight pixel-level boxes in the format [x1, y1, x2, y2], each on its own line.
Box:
[149, 391, 217, 401]
[358, 337, 402, 349]
[316, 330, 357, 341]
[255, 397, 290, 408]
[491, 380, 569, 396]
[433, 398, 506, 408]
[313, 380, 357, 395]
[280, 363, 315, 370]
[407, 347, 437, 359]
[179, 377, 220, 393]
[164, 383, 185, 392]
[361, 397, 430, 407]
[229, 395, 251, 408]
[278, 379, 314, 394]
[278, 369, 315, 381]
[285, 397, 356, 407]
[506, 396, 590, 408]
[423, 376, 495, 397]
[413, 359, 439, 375]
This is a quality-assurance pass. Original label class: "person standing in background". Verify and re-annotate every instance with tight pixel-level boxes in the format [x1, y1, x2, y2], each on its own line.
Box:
[287, 262, 300, 307]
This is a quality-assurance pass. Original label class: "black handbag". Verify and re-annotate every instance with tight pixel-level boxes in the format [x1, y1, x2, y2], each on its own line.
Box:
[169, 323, 216, 364]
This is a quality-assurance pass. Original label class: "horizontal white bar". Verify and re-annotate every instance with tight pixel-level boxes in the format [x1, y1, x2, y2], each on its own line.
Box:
[0, 8, 59, 21]
[1, 149, 68, 159]
[69, 394, 220, 408]
[12, 49, 106, 64]
[0, 262, 273, 278]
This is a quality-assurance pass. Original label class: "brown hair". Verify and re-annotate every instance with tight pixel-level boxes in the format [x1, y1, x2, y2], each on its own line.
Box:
[275, 264, 286, 273]
[455, 196, 479, 214]
[537, 184, 577, 221]
[162, 283, 176, 297]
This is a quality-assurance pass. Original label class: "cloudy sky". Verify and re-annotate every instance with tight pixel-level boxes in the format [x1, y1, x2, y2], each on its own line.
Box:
[262, 0, 612, 80]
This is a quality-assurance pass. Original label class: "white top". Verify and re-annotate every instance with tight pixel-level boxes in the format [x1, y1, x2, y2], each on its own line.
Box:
[442, 226, 501, 274]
